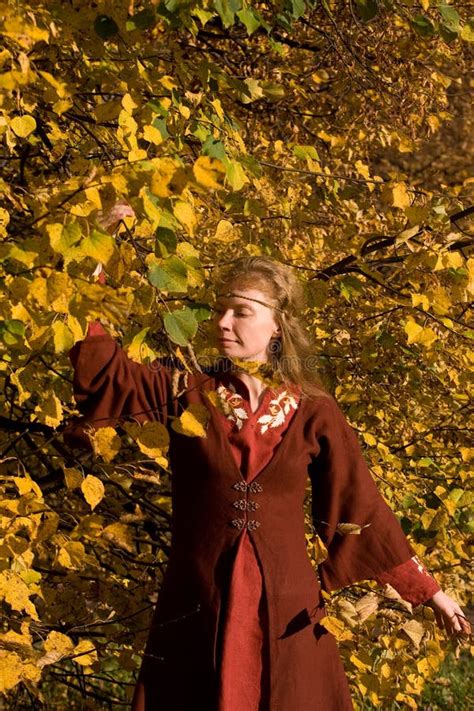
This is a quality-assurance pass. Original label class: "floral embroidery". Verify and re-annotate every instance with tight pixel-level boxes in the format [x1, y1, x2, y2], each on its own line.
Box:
[412, 554, 431, 576]
[214, 381, 299, 434]
[215, 382, 248, 430]
[257, 391, 299, 434]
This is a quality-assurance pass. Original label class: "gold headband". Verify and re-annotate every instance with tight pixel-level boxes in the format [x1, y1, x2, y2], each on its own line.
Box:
[215, 291, 285, 313]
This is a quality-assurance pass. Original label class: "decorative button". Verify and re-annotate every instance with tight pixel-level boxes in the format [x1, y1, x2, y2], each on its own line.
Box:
[230, 518, 261, 531]
[247, 520, 261, 530]
[232, 500, 260, 511]
[232, 481, 263, 493]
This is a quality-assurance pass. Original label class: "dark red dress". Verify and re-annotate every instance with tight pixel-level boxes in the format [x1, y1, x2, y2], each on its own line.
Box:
[67, 321, 441, 710]
[209, 372, 440, 710]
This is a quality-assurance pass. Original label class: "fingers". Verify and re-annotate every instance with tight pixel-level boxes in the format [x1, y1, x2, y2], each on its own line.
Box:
[442, 609, 471, 638]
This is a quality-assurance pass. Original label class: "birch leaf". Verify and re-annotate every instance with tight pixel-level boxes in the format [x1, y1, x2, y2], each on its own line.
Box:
[81, 474, 105, 510]
[72, 639, 98, 667]
[89, 427, 121, 463]
[171, 403, 209, 437]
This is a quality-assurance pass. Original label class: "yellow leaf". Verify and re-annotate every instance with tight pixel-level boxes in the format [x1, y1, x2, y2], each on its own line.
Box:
[391, 182, 411, 208]
[57, 541, 86, 569]
[81, 474, 105, 510]
[214, 219, 240, 242]
[143, 124, 164, 145]
[10, 366, 32, 405]
[10, 115, 36, 138]
[404, 317, 438, 347]
[123, 421, 170, 461]
[225, 160, 249, 191]
[63, 467, 83, 489]
[39, 630, 75, 668]
[34, 392, 63, 427]
[401, 619, 425, 648]
[128, 147, 148, 162]
[80, 229, 116, 265]
[52, 320, 74, 353]
[193, 156, 225, 189]
[13, 475, 42, 499]
[0, 206, 10, 237]
[0, 571, 38, 620]
[122, 92, 138, 113]
[173, 200, 197, 236]
[351, 655, 370, 672]
[335, 522, 371, 535]
[319, 615, 353, 641]
[411, 293, 430, 311]
[433, 251, 464, 271]
[310, 533, 328, 564]
[355, 160, 370, 180]
[53, 98, 73, 115]
[89, 427, 121, 463]
[102, 522, 135, 553]
[149, 157, 180, 198]
[0, 651, 22, 692]
[171, 403, 209, 437]
[72, 639, 98, 667]
[395, 693, 418, 709]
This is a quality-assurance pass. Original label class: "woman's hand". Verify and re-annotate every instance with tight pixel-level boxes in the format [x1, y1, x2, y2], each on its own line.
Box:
[425, 590, 471, 637]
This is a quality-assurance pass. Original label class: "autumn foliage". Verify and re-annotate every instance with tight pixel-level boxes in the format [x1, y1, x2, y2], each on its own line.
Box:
[0, 1, 473, 707]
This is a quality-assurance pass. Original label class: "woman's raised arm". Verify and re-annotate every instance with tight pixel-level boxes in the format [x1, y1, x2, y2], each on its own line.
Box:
[63, 264, 177, 451]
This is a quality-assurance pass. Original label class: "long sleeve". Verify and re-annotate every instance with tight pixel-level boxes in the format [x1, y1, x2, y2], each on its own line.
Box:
[64, 327, 177, 451]
[309, 396, 417, 593]
[374, 554, 441, 606]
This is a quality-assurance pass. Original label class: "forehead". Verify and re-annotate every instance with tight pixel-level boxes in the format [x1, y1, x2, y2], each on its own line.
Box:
[215, 289, 269, 308]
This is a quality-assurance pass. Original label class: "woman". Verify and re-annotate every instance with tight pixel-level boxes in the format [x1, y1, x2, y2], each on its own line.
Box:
[65, 256, 470, 710]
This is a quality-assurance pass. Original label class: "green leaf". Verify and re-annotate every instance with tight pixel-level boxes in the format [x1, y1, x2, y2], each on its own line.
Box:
[355, 0, 379, 22]
[93, 15, 119, 39]
[260, 81, 285, 101]
[289, 0, 306, 20]
[411, 14, 436, 37]
[188, 303, 213, 322]
[126, 8, 157, 31]
[439, 24, 459, 42]
[0, 319, 25, 345]
[152, 117, 169, 140]
[155, 227, 177, 257]
[80, 229, 115, 265]
[148, 255, 188, 292]
[202, 136, 227, 161]
[236, 7, 261, 35]
[293, 145, 319, 161]
[225, 160, 249, 191]
[214, 0, 243, 28]
[438, 3, 460, 33]
[163, 307, 198, 346]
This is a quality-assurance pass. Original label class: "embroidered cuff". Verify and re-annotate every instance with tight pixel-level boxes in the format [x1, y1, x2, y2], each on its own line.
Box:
[375, 554, 441, 606]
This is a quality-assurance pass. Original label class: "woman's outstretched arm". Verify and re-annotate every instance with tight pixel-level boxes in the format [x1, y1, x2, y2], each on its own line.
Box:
[63, 263, 176, 450]
[310, 395, 471, 638]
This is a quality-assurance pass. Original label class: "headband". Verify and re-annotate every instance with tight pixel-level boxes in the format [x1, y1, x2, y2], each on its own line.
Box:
[215, 291, 285, 313]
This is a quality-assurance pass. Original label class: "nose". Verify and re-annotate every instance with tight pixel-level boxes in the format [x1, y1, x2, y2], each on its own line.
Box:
[217, 310, 232, 330]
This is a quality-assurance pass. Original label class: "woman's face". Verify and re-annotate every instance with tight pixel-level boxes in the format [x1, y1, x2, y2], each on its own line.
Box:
[210, 288, 281, 362]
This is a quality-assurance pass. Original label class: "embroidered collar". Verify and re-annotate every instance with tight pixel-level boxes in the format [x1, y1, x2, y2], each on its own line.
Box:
[214, 376, 301, 434]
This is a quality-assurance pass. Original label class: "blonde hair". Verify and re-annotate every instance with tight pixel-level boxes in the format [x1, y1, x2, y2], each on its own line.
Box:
[211, 256, 330, 400]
